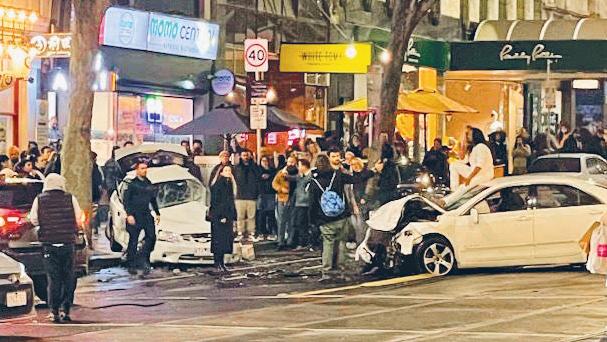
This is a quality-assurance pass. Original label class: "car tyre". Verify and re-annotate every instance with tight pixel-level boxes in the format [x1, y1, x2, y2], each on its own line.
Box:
[32, 275, 47, 302]
[414, 236, 456, 276]
[106, 217, 123, 253]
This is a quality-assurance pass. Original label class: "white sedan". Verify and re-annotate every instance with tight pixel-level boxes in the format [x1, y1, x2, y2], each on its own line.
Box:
[107, 144, 232, 265]
[358, 175, 607, 276]
[529, 153, 607, 185]
[0, 252, 35, 321]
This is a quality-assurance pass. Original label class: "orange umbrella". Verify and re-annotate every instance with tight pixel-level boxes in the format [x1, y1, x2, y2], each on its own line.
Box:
[397, 88, 478, 151]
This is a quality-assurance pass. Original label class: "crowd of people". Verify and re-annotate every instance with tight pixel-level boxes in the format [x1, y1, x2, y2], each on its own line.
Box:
[205, 135, 404, 280]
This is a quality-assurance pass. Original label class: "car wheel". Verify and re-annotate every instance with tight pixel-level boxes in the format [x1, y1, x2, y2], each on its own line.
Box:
[32, 275, 47, 302]
[415, 236, 456, 276]
[107, 217, 123, 253]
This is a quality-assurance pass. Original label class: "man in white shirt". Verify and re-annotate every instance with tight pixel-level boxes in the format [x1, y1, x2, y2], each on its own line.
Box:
[450, 127, 494, 191]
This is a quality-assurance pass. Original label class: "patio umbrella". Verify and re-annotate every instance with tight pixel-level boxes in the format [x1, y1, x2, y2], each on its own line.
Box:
[167, 104, 252, 136]
[328, 98, 371, 112]
[266, 106, 323, 131]
[397, 88, 478, 151]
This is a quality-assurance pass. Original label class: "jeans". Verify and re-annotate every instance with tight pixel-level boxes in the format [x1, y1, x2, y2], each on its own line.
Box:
[127, 214, 156, 269]
[292, 206, 310, 247]
[257, 195, 277, 236]
[319, 218, 350, 276]
[276, 200, 293, 247]
[236, 200, 256, 236]
[43, 244, 76, 314]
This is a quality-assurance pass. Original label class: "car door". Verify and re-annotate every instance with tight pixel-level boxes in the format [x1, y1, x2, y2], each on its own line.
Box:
[456, 186, 534, 267]
[109, 180, 130, 245]
[532, 184, 606, 262]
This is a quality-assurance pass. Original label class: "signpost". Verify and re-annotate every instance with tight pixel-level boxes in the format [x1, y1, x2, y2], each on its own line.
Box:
[245, 38, 269, 161]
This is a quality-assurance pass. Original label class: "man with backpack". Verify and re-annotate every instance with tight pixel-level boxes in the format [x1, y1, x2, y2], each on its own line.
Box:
[308, 148, 383, 282]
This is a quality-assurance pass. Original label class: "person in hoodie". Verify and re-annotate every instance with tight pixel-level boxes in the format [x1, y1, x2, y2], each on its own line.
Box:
[309, 148, 383, 282]
[30, 174, 82, 323]
[257, 156, 277, 240]
[233, 150, 260, 241]
[285, 158, 312, 249]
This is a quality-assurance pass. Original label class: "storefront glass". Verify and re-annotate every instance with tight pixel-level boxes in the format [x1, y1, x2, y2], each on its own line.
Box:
[115, 94, 193, 146]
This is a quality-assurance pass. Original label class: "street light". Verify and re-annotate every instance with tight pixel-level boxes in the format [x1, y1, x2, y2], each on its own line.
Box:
[380, 50, 392, 64]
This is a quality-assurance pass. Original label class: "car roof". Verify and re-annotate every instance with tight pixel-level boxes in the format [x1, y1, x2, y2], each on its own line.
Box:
[534, 153, 600, 160]
[3, 177, 43, 184]
[125, 165, 198, 184]
[481, 174, 599, 188]
[115, 143, 188, 161]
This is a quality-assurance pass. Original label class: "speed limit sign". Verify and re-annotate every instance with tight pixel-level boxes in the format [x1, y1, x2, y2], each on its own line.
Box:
[244, 39, 268, 72]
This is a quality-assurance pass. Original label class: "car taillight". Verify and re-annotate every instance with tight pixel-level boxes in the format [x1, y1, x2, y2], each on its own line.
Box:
[0, 209, 29, 240]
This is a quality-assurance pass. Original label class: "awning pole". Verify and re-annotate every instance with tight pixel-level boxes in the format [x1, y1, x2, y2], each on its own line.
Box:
[368, 110, 374, 148]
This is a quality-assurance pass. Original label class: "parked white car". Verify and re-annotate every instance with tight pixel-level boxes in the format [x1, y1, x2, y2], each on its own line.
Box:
[529, 153, 607, 185]
[0, 252, 35, 320]
[357, 175, 607, 276]
[107, 144, 226, 265]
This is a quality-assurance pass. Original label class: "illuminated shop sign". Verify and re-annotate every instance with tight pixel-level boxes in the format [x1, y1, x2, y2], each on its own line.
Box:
[30, 33, 71, 57]
[100, 7, 219, 60]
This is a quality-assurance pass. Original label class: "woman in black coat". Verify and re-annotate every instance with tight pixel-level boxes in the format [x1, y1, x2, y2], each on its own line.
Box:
[209, 165, 237, 273]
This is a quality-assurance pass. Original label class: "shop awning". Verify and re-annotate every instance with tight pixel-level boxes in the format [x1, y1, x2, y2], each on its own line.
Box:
[475, 19, 607, 41]
[100, 46, 213, 97]
[328, 98, 370, 112]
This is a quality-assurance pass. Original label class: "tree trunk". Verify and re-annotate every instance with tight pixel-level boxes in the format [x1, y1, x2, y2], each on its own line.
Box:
[62, 0, 110, 249]
[373, 0, 436, 153]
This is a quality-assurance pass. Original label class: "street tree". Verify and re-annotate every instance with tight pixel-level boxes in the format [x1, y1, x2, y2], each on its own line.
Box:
[375, 0, 437, 150]
[62, 0, 110, 247]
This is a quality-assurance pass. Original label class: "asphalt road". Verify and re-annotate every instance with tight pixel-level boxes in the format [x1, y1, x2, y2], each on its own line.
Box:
[3, 254, 607, 341]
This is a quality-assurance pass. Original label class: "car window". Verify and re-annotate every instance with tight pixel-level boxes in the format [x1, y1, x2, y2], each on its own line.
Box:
[529, 158, 581, 173]
[534, 184, 601, 208]
[473, 186, 530, 214]
[156, 180, 203, 209]
[0, 183, 43, 209]
[587, 158, 607, 175]
[443, 185, 488, 211]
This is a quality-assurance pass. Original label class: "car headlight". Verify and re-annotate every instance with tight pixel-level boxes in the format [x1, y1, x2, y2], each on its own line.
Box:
[157, 230, 182, 243]
[8, 263, 27, 284]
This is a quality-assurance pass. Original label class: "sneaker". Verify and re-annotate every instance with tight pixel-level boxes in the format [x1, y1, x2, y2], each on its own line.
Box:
[234, 234, 244, 242]
[345, 242, 357, 250]
[60, 312, 72, 322]
[48, 312, 61, 323]
[267, 235, 277, 241]
[127, 267, 137, 276]
[249, 236, 260, 243]
[142, 262, 151, 276]
[318, 275, 333, 283]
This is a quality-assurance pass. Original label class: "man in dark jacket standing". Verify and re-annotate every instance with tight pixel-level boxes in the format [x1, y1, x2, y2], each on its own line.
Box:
[309, 150, 382, 282]
[123, 161, 161, 276]
[233, 150, 260, 241]
[30, 173, 82, 323]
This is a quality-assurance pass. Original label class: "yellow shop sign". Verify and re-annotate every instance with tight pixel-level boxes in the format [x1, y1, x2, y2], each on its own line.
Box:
[279, 43, 371, 74]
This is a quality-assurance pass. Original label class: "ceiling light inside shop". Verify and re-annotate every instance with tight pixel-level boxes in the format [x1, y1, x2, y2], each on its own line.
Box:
[52, 72, 68, 91]
[380, 50, 391, 64]
[180, 80, 196, 90]
[18, 11, 26, 21]
[573, 79, 599, 90]
[28, 12, 37, 23]
[345, 44, 357, 59]
[7, 9, 15, 19]
[266, 88, 277, 102]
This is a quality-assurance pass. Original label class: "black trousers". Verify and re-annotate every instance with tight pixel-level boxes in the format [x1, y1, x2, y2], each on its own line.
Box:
[43, 244, 76, 314]
[292, 206, 310, 247]
[126, 214, 156, 268]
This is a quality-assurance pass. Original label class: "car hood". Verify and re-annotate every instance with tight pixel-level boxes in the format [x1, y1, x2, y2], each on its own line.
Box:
[0, 252, 22, 275]
[366, 194, 445, 232]
[158, 201, 210, 234]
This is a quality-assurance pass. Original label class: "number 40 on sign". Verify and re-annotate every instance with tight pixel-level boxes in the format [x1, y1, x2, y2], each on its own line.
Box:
[244, 39, 269, 72]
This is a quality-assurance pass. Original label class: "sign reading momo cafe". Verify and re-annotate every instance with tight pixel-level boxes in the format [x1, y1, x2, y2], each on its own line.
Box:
[100, 7, 219, 60]
[450, 40, 607, 72]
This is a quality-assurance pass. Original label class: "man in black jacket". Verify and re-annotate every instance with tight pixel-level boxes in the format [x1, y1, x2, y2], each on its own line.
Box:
[123, 161, 161, 276]
[309, 150, 382, 282]
[233, 150, 260, 241]
[30, 173, 82, 323]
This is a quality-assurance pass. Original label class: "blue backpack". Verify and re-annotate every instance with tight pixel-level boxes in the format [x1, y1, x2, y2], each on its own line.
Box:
[312, 172, 345, 217]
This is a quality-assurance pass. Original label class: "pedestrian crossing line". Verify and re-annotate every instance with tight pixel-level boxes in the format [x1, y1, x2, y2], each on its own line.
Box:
[288, 273, 436, 297]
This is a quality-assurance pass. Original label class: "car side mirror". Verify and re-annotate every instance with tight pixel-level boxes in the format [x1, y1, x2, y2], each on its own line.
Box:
[470, 208, 479, 224]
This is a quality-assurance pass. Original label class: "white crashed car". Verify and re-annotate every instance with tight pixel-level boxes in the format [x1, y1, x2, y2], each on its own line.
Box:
[107, 144, 232, 265]
[357, 175, 607, 276]
[0, 252, 35, 321]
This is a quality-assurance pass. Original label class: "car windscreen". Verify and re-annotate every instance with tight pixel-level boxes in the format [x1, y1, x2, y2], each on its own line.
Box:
[529, 158, 581, 173]
[156, 179, 203, 209]
[443, 185, 488, 211]
[0, 183, 43, 209]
